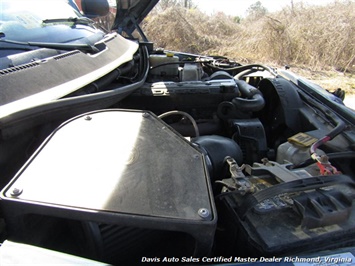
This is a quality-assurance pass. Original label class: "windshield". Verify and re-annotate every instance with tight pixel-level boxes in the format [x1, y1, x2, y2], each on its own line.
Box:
[0, 0, 100, 44]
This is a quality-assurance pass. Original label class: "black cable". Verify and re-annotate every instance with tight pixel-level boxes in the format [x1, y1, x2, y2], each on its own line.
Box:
[205, 63, 277, 76]
[158, 110, 199, 137]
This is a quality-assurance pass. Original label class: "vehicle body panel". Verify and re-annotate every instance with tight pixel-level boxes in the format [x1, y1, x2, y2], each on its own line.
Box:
[0, 0, 354, 265]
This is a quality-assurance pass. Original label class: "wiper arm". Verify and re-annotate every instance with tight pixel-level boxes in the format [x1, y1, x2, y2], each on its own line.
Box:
[42, 17, 94, 26]
[0, 38, 99, 53]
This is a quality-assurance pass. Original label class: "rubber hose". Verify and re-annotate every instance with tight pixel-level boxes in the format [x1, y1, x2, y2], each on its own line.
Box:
[231, 80, 265, 112]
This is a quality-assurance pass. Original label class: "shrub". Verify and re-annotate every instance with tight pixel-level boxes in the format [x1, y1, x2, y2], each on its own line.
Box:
[142, 1, 355, 73]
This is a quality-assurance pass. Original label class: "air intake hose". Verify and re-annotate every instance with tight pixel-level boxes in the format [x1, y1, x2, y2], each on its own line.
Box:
[231, 80, 265, 112]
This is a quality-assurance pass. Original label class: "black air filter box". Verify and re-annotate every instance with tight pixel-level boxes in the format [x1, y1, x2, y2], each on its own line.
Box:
[1, 109, 216, 264]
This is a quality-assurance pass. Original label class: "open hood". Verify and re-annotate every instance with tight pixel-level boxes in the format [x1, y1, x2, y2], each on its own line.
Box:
[112, 0, 159, 39]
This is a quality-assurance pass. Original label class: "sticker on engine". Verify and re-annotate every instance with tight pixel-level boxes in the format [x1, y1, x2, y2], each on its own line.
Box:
[288, 132, 318, 147]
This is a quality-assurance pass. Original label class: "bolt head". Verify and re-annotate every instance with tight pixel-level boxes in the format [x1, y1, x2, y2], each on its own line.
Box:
[198, 208, 210, 220]
[11, 187, 23, 197]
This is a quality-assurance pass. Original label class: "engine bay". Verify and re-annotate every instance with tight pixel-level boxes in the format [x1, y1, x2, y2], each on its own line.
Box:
[1, 44, 355, 264]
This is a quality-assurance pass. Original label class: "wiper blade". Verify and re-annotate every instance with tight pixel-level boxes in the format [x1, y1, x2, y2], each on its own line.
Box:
[42, 17, 94, 26]
[0, 39, 99, 53]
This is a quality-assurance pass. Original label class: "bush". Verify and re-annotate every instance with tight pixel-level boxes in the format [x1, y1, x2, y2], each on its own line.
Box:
[143, 7, 240, 54]
[142, 1, 355, 73]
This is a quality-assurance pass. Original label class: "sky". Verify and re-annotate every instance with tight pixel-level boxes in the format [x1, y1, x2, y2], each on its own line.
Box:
[193, 0, 338, 17]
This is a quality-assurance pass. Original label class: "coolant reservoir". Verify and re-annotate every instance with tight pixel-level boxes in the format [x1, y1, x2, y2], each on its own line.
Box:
[277, 132, 326, 165]
[180, 63, 202, 81]
[149, 53, 179, 76]
[277, 141, 311, 165]
[277, 141, 325, 165]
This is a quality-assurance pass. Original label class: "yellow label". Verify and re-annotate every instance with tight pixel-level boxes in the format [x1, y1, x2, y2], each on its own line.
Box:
[288, 132, 318, 147]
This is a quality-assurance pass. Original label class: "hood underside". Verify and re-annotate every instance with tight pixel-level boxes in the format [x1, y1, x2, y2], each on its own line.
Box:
[112, 0, 159, 35]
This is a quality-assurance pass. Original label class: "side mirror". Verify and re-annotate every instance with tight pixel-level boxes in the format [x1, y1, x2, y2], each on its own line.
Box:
[81, 0, 110, 18]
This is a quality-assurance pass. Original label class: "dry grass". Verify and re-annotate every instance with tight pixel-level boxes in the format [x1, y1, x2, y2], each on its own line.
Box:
[142, 7, 231, 53]
[142, 1, 355, 94]
[260, 1, 355, 72]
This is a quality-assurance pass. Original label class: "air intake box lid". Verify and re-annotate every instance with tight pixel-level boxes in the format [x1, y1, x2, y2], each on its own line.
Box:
[1, 109, 214, 222]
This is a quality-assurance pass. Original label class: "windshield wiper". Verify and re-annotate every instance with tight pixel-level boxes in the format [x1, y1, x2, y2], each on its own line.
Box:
[42, 17, 94, 26]
[0, 38, 99, 53]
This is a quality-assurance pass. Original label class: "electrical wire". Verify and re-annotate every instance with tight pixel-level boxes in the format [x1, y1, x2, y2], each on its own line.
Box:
[205, 63, 277, 76]
[293, 151, 355, 169]
[158, 110, 200, 137]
